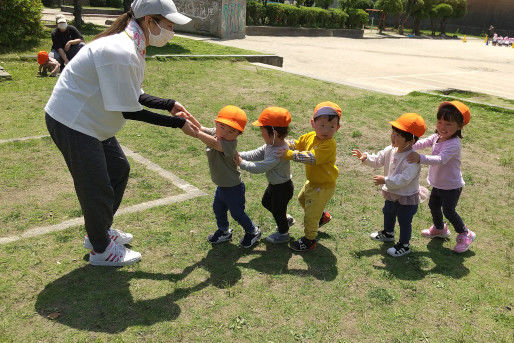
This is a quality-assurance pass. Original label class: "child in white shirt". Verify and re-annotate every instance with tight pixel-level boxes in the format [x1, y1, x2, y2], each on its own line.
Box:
[352, 113, 426, 257]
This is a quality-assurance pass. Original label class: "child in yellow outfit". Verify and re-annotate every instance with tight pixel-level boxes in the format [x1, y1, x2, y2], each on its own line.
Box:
[278, 101, 341, 251]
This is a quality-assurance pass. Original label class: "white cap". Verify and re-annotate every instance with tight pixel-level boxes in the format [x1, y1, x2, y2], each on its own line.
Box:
[131, 0, 191, 25]
[56, 15, 67, 24]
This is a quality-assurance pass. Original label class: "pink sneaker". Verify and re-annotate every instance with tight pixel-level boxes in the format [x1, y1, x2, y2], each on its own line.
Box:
[454, 229, 476, 253]
[421, 223, 451, 238]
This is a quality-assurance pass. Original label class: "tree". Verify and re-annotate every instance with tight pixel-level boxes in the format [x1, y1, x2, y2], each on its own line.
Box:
[398, 0, 424, 35]
[73, 0, 83, 29]
[0, 0, 43, 48]
[433, 3, 452, 35]
[375, 0, 403, 32]
[339, 0, 374, 11]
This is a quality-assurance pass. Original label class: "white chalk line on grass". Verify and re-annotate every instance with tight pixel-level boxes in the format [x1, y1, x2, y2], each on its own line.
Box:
[0, 135, 206, 245]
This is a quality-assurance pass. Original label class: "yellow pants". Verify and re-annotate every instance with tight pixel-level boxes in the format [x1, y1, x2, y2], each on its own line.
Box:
[298, 181, 335, 240]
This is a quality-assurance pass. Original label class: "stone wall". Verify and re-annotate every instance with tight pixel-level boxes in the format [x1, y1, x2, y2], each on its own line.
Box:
[174, 0, 246, 39]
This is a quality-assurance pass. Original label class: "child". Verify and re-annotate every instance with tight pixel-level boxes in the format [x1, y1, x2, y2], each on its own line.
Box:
[352, 113, 426, 257]
[407, 101, 475, 253]
[37, 51, 60, 77]
[278, 101, 341, 252]
[235, 107, 294, 244]
[184, 106, 261, 248]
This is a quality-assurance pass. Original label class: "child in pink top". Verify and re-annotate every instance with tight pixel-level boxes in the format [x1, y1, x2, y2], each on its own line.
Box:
[408, 101, 476, 253]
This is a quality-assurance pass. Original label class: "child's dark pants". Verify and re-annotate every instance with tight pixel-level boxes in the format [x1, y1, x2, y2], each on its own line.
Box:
[261, 180, 294, 234]
[383, 200, 418, 245]
[429, 187, 465, 233]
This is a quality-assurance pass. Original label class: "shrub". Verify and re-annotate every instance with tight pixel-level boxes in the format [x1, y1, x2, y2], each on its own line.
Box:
[0, 0, 43, 48]
[330, 9, 349, 29]
[246, 0, 265, 25]
[265, 3, 286, 26]
[282, 4, 301, 27]
[346, 8, 368, 28]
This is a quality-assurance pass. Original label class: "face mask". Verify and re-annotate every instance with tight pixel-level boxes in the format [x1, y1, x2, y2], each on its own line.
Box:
[148, 20, 174, 47]
[58, 23, 67, 30]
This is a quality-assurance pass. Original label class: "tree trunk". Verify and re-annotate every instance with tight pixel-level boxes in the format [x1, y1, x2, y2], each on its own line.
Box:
[73, 0, 83, 29]
[430, 17, 435, 36]
[413, 16, 421, 36]
[440, 18, 447, 36]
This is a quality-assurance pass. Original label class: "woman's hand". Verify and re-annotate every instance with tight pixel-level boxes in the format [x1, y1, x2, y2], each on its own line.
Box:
[181, 120, 199, 137]
[174, 111, 202, 129]
[170, 101, 190, 116]
[373, 175, 385, 185]
[351, 149, 367, 161]
[407, 152, 420, 163]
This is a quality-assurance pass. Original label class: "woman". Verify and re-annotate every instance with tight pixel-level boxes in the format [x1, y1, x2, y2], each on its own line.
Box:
[45, 0, 198, 267]
[50, 15, 85, 70]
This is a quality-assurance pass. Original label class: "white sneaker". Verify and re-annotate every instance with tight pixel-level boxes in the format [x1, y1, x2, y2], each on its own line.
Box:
[84, 228, 133, 250]
[89, 241, 141, 267]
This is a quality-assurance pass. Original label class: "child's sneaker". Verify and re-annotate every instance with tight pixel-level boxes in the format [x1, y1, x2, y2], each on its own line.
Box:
[370, 230, 395, 242]
[289, 237, 316, 252]
[83, 228, 133, 250]
[421, 223, 451, 238]
[240, 228, 261, 248]
[318, 211, 332, 227]
[266, 231, 290, 244]
[89, 241, 141, 266]
[454, 229, 476, 253]
[387, 243, 411, 257]
[286, 214, 295, 227]
[207, 228, 233, 244]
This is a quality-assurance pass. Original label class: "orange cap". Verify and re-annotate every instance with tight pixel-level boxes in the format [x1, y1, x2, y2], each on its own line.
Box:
[215, 105, 247, 132]
[37, 51, 49, 65]
[313, 101, 342, 119]
[439, 101, 470, 125]
[252, 107, 291, 127]
[389, 113, 426, 138]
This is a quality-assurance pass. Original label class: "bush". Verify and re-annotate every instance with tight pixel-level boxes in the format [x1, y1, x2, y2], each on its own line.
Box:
[346, 8, 368, 28]
[247, 1, 265, 25]
[246, 1, 351, 30]
[0, 0, 43, 48]
[41, 0, 59, 7]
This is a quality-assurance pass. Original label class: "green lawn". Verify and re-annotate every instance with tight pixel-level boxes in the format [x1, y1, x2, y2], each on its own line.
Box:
[0, 38, 512, 342]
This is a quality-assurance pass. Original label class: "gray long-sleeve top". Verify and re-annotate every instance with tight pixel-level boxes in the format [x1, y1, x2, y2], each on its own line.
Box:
[239, 144, 292, 185]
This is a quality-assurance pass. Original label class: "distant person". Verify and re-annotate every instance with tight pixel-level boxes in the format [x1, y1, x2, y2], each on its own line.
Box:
[50, 15, 85, 70]
[487, 25, 494, 45]
[37, 51, 60, 77]
[492, 33, 498, 46]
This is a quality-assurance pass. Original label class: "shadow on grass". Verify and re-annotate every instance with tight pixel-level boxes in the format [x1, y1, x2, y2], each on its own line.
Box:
[35, 241, 336, 332]
[35, 265, 207, 333]
[353, 238, 474, 280]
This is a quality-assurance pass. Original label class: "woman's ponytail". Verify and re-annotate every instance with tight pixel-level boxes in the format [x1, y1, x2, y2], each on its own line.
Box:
[93, 10, 135, 41]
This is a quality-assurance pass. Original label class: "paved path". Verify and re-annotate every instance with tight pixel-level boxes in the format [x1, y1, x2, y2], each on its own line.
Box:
[42, 8, 514, 100]
[204, 34, 514, 100]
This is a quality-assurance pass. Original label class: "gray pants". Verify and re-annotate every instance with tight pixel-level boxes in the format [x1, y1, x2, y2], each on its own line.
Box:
[45, 113, 130, 252]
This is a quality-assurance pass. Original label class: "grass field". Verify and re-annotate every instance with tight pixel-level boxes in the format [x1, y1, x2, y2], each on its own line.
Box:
[0, 32, 513, 342]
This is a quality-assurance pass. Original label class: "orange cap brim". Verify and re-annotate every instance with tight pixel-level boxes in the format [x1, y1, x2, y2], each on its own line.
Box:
[215, 118, 244, 132]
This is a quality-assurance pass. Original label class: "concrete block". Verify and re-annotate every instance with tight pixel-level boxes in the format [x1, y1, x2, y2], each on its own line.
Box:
[174, 0, 246, 39]
[246, 26, 363, 38]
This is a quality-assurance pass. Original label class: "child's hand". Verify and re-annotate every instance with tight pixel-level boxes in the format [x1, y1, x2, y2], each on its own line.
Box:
[275, 147, 288, 159]
[170, 101, 190, 116]
[181, 119, 199, 137]
[407, 152, 420, 163]
[373, 175, 385, 185]
[233, 152, 242, 166]
[351, 149, 367, 161]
